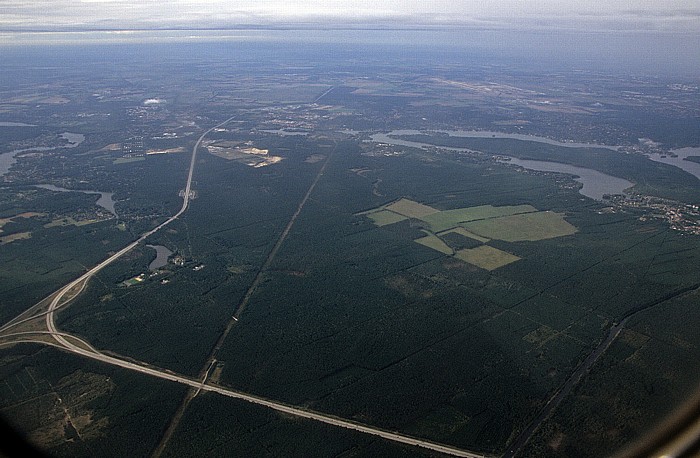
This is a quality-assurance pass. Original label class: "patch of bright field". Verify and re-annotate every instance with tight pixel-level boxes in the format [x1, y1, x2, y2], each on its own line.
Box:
[113, 156, 146, 165]
[385, 198, 439, 218]
[44, 217, 102, 228]
[361, 200, 576, 271]
[437, 226, 490, 243]
[367, 210, 408, 227]
[419, 204, 537, 232]
[0, 212, 45, 233]
[454, 245, 521, 271]
[462, 211, 577, 242]
[0, 232, 31, 245]
[414, 231, 453, 255]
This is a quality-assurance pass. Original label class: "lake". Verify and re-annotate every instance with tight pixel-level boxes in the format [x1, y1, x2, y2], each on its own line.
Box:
[0, 131, 85, 176]
[648, 147, 700, 182]
[146, 245, 173, 271]
[35, 184, 117, 216]
[501, 158, 633, 201]
[371, 130, 632, 201]
[0, 122, 37, 127]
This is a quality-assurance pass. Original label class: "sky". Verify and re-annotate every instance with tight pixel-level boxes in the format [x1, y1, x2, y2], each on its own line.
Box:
[2, 0, 699, 33]
[2, 0, 699, 76]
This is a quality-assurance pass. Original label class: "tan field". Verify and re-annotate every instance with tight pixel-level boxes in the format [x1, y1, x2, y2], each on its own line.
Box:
[462, 211, 577, 242]
[414, 231, 454, 255]
[386, 198, 439, 218]
[454, 245, 521, 271]
[368, 210, 407, 227]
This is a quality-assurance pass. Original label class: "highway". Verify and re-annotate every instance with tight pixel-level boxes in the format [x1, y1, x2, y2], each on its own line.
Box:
[0, 119, 487, 458]
[44, 116, 237, 346]
[18, 327, 485, 458]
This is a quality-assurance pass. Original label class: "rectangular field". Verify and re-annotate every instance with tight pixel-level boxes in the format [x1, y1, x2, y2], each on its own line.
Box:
[386, 198, 439, 218]
[419, 204, 537, 232]
[367, 210, 408, 227]
[437, 226, 490, 243]
[414, 231, 454, 255]
[454, 245, 521, 271]
[462, 211, 577, 242]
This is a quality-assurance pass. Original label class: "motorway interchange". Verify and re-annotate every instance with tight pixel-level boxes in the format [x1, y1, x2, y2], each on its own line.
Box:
[0, 118, 484, 458]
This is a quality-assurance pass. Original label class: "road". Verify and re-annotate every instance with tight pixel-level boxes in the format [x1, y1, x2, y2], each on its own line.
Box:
[152, 143, 339, 457]
[12, 327, 484, 458]
[44, 116, 237, 347]
[0, 121, 486, 458]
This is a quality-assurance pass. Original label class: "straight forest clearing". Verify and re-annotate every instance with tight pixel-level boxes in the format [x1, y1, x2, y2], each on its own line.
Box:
[362, 199, 577, 271]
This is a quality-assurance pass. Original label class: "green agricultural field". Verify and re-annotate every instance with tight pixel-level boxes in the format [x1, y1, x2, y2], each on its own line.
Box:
[367, 209, 408, 226]
[44, 217, 103, 228]
[414, 230, 454, 255]
[437, 226, 490, 243]
[364, 200, 576, 271]
[420, 204, 537, 233]
[462, 211, 577, 242]
[386, 198, 439, 218]
[113, 156, 146, 165]
[0, 232, 31, 245]
[454, 245, 521, 270]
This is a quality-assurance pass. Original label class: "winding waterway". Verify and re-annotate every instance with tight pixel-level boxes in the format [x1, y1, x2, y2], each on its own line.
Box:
[259, 129, 309, 136]
[426, 129, 620, 150]
[0, 122, 37, 127]
[0, 132, 85, 176]
[503, 158, 633, 200]
[648, 147, 700, 181]
[371, 130, 632, 201]
[35, 184, 117, 216]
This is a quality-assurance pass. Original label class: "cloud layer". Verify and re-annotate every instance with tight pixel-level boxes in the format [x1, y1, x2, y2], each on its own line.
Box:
[2, 0, 699, 33]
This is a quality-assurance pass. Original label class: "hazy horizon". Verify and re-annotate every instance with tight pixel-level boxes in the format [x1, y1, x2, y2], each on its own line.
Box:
[2, 26, 698, 78]
[3, 1, 699, 77]
[3, 0, 700, 33]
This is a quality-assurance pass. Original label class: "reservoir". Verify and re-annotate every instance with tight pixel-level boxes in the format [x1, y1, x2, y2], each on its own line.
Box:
[259, 129, 309, 136]
[146, 245, 173, 271]
[371, 130, 620, 151]
[1, 146, 55, 176]
[501, 158, 633, 201]
[35, 184, 117, 216]
[647, 147, 700, 182]
[0, 122, 37, 127]
[372, 130, 632, 201]
[425, 129, 620, 151]
[0, 131, 85, 176]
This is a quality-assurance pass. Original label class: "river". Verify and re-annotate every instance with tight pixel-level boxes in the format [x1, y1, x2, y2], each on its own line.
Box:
[371, 130, 632, 201]
[259, 129, 309, 136]
[35, 184, 117, 216]
[503, 158, 633, 201]
[146, 245, 173, 271]
[0, 131, 85, 176]
[0, 122, 37, 127]
[647, 147, 700, 181]
[408, 129, 620, 151]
